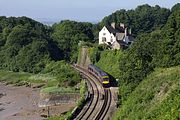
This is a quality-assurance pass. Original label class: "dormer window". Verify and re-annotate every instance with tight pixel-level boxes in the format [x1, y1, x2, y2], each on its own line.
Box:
[103, 33, 106, 35]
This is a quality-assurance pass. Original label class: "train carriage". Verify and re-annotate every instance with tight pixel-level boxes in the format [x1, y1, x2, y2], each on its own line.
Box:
[88, 64, 110, 87]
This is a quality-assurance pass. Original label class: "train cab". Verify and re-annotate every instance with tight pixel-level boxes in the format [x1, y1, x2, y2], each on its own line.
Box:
[102, 75, 109, 84]
[88, 64, 110, 87]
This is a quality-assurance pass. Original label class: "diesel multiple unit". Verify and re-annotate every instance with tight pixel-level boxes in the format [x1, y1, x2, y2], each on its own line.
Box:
[88, 64, 109, 86]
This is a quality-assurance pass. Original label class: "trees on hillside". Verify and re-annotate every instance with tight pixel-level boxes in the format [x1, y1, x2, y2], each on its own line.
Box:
[118, 4, 180, 102]
[0, 17, 96, 73]
[100, 4, 171, 37]
[52, 20, 94, 62]
[0, 17, 62, 73]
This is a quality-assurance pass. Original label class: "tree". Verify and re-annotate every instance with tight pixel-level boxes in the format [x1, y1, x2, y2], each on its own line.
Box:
[0, 16, 63, 73]
[52, 20, 94, 62]
[100, 4, 170, 37]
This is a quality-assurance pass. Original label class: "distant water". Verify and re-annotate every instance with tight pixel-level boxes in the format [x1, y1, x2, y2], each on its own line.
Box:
[41, 21, 98, 26]
[35, 18, 99, 26]
[41, 21, 57, 26]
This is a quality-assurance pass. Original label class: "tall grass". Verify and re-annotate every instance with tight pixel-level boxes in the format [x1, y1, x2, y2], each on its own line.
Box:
[0, 70, 55, 86]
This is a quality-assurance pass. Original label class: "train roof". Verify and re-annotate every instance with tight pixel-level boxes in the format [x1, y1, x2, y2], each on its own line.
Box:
[88, 64, 108, 76]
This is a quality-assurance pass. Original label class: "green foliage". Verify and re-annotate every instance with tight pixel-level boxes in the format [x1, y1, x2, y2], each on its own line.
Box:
[113, 66, 180, 120]
[15, 40, 50, 73]
[0, 61, 80, 88]
[41, 86, 79, 94]
[114, 5, 180, 116]
[0, 70, 54, 86]
[89, 44, 110, 64]
[154, 8, 180, 67]
[77, 80, 87, 109]
[119, 5, 180, 101]
[0, 5, 179, 120]
[52, 20, 94, 62]
[43, 61, 81, 87]
[93, 5, 180, 118]
[100, 4, 171, 37]
[0, 16, 62, 73]
[119, 32, 160, 101]
[89, 46, 101, 63]
[119, 32, 179, 102]
[171, 3, 180, 13]
[95, 50, 123, 79]
[46, 110, 72, 120]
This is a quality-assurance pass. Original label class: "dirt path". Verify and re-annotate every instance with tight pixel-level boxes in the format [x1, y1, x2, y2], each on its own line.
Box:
[0, 83, 76, 120]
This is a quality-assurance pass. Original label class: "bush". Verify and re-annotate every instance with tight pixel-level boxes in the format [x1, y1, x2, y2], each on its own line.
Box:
[43, 60, 81, 87]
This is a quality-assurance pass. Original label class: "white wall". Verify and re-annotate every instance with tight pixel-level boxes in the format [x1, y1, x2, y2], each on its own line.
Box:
[99, 26, 116, 45]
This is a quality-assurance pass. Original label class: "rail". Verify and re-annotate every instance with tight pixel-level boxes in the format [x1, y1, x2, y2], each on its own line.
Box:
[73, 65, 112, 120]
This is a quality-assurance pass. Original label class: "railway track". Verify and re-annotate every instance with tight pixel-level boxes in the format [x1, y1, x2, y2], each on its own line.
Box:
[73, 65, 112, 120]
[95, 88, 112, 120]
[74, 72, 100, 120]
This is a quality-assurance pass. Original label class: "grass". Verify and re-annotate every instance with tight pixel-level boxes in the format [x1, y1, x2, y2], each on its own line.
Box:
[113, 66, 180, 120]
[41, 86, 79, 94]
[77, 80, 88, 108]
[0, 70, 56, 86]
[45, 110, 72, 120]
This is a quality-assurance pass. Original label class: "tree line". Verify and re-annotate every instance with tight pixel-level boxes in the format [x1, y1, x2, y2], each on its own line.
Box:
[89, 3, 180, 104]
[0, 3, 179, 82]
[0, 17, 94, 73]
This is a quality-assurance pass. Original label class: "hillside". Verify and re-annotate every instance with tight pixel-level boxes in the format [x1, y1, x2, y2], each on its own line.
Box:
[95, 50, 123, 79]
[113, 66, 180, 120]
[100, 4, 171, 37]
[0, 16, 63, 73]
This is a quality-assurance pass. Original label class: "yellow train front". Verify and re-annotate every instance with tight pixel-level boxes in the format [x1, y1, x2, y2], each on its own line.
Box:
[101, 74, 110, 87]
[88, 64, 110, 87]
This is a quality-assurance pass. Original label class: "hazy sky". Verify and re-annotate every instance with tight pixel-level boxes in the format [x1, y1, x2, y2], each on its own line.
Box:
[0, 0, 179, 22]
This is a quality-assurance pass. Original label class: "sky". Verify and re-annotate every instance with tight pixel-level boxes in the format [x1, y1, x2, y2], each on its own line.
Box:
[0, 0, 179, 23]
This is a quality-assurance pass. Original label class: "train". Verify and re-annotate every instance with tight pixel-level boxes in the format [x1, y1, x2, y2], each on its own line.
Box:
[88, 64, 110, 87]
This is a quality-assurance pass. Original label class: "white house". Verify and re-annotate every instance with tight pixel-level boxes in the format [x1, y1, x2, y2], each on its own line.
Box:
[99, 22, 134, 49]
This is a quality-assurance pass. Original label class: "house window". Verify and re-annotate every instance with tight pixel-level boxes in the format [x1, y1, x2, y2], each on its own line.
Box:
[103, 33, 106, 35]
[111, 39, 113, 42]
[102, 37, 106, 42]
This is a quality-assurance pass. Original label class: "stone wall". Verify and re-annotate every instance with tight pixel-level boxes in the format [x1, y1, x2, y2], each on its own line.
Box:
[38, 92, 80, 107]
[78, 46, 91, 69]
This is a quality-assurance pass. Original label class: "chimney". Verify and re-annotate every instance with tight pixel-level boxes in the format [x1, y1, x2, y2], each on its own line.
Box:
[111, 22, 116, 29]
[129, 28, 132, 35]
[125, 28, 128, 37]
[120, 23, 125, 28]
